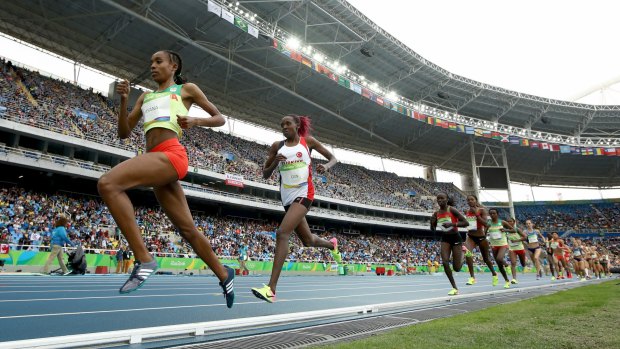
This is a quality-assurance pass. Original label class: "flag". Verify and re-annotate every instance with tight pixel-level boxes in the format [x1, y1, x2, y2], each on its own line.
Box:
[441, 120, 449, 129]
[582, 148, 593, 155]
[605, 148, 617, 156]
[317, 64, 331, 75]
[222, 9, 234, 24]
[398, 105, 405, 114]
[483, 130, 492, 138]
[376, 97, 384, 106]
[427, 117, 435, 125]
[290, 51, 303, 63]
[549, 144, 560, 152]
[474, 129, 483, 137]
[571, 147, 581, 155]
[530, 141, 539, 148]
[595, 148, 604, 156]
[500, 134, 509, 143]
[492, 132, 501, 140]
[413, 112, 425, 121]
[234, 16, 248, 32]
[559, 145, 571, 154]
[361, 88, 370, 98]
[520, 139, 529, 147]
[540, 143, 549, 150]
[350, 83, 362, 95]
[465, 126, 475, 135]
[301, 57, 313, 68]
[509, 136, 520, 145]
[207, 0, 222, 16]
[456, 125, 465, 133]
[248, 25, 259, 38]
[337, 76, 350, 88]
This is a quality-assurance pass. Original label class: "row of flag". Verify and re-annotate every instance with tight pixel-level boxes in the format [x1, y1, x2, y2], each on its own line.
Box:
[208, 1, 260, 38]
[271, 38, 620, 157]
[205, 3, 619, 158]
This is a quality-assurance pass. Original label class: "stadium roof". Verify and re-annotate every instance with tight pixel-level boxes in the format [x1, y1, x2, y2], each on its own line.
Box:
[0, 0, 618, 187]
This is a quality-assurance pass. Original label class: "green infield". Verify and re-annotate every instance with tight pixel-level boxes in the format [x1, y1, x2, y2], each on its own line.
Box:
[319, 281, 620, 349]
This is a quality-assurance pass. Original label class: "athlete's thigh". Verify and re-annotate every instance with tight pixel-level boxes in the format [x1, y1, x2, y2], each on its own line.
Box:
[101, 152, 177, 190]
[153, 181, 195, 233]
[293, 217, 313, 244]
[279, 203, 308, 233]
[464, 236, 476, 251]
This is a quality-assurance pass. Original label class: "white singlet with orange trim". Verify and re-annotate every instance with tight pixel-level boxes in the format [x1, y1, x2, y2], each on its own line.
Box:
[278, 137, 314, 206]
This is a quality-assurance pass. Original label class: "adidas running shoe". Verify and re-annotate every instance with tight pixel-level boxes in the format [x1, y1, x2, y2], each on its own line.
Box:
[119, 259, 158, 294]
[219, 265, 235, 308]
[466, 277, 476, 285]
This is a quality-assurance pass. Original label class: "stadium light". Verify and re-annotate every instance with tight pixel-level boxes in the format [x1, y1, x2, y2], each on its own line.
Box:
[286, 37, 301, 50]
[313, 53, 324, 62]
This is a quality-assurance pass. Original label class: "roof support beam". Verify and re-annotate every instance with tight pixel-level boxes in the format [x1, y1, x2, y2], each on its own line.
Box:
[524, 105, 549, 130]
[574, 111, 596, 138]
[99, 0, 400, 148]
[495, 97, 519, 121]
[415, 78, 451, 101]
[456, 89, 482, 112]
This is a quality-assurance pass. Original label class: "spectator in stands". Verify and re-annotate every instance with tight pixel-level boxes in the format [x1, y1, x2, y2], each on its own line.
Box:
[115, 245, 124, 274]
[122, 248, 133, 274]
[42, 215, 73, 274]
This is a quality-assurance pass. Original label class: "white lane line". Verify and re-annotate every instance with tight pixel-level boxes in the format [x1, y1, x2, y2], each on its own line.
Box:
[0, 282, 461, 302]
[0, 280, 453, 293]
[0, 280, 556, 320]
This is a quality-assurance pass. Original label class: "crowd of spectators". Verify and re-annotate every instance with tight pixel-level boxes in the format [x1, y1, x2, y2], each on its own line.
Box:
[0, 59, 466, 212]
[1, 186, 619, 268]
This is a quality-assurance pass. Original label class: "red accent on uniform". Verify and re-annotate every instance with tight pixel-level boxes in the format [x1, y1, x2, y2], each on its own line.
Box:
[148, 138, 188, 179]
[299, 137, 314, 200]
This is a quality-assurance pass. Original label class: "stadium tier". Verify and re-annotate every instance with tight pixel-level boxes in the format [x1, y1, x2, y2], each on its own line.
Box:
[0, 58, 465, 212]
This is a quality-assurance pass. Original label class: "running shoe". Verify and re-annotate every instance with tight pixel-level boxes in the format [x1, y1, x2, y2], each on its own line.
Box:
[504, 281, 511, 289]
[580, 277, 587, 282]
[448, 288, 459, 296]
[536, 276, 540, 280]
[219, 265, 235, 308]
[462, 245, 472, 257]
[510, 279, 518, 284]
[466, 277, 476, 285]
[119, 259, 158, 294]
[492, 275, 499, 286]
[329, 237, 342, 264]
[551, 276, 556, 281]
[251, 284, 276, 303]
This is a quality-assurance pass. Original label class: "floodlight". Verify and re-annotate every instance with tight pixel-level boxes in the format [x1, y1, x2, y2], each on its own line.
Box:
[286, 37, 300, 50]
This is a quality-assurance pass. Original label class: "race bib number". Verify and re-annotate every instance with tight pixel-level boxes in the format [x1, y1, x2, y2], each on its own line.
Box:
[527, 235, 538, 243]
[466, 217, 477, 230]
[280, 162, 309, 187]
[143, 94, 171, 124]
[509, 239, 521, 247]
[490, 232, 502, 240]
